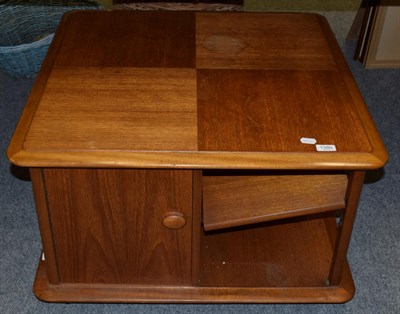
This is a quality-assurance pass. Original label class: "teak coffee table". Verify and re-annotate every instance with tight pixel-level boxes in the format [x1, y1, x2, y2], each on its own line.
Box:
[8, 11, 387, 303]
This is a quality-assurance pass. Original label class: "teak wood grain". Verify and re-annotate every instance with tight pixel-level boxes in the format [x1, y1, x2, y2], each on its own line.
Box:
[202, 173, 348, 231]
[33, 259, 355, 303]
[24, 67, 197, 151]
[42, 168, 193, 285]
[30, 169, 59, 284]
[55, 10, 196, 68]
[329, 171, 365, 285]
[6, 10, 387, 304]
[196, 12, 337, 70]
[7, 11, 387, 169]
[200, 216, 336, 287]
[197, 69, 372, 153]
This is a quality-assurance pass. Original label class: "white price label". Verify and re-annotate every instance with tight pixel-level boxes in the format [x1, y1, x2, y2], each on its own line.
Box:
[316, 144, 337, 152]
[300, 137, 317, 145]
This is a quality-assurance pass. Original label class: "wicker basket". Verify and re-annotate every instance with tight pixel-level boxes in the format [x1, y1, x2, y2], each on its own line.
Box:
[0, 0, 101, 78]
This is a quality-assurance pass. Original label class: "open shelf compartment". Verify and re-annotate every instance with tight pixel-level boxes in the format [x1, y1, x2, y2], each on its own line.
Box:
[199, 214, 337, 288]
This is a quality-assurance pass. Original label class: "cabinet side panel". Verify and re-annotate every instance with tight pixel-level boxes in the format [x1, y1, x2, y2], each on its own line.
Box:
[191, 170, 203, 285]
[43, 169, 193, 285]
[29, 168, 59, 284]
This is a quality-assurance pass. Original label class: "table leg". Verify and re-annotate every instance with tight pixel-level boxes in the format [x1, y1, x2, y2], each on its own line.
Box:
[329, 171, 366, 285]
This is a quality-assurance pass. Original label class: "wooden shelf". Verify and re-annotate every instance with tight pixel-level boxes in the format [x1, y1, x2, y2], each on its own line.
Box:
[200, 216, 337, 287]
[203, 173, 348, 231]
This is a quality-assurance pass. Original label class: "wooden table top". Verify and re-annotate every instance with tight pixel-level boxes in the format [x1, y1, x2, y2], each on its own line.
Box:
[8, 11, 387, 169]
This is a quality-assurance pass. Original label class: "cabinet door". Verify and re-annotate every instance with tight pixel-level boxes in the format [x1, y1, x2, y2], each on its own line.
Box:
[42, 168, 193, 285]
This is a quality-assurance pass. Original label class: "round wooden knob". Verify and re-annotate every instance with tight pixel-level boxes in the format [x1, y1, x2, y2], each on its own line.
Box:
[163, 212, 186, 230]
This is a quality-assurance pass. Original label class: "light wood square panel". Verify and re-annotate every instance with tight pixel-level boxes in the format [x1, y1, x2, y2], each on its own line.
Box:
[24, 67, 197, 151]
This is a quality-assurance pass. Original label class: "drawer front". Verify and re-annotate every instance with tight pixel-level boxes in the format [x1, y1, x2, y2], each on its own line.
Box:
[42, 168, 193, 285]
